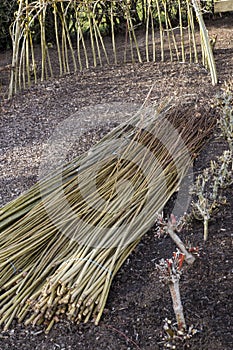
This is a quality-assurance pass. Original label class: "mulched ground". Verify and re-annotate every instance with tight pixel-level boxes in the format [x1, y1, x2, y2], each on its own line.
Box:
[0, 15, 233, 350]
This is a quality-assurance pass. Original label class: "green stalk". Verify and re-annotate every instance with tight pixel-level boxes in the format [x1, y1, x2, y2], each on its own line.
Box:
[155, 0, 164, 61]
[29, 29, 37, 83]
[111, 1, 117, 64]
[145, 0, 151, 62]
[8, 0, 24, 97]
[167, 15, 179, 61]
[18, 36, 26, 89]
[87, 3, 97, 67]
[150, 2, 156, 62]
[178, 0, 185, 62]
[92, 14, 110, 65]
[53, 2, 63, 76]
[25, 0, 31, 86]
[189, 1, 198, 63]
[127, 7, 142, 63]
[186, 0, 192, 62]
[61, 2, 77, 72]
[163, 0, 173, 61]
[39, 0, 47, 81]
[192, 0, 217, 85]
[60, 2, 70, 74]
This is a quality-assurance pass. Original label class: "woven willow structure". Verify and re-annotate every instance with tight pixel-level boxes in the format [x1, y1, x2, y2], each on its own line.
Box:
[8, 0, 217, 98]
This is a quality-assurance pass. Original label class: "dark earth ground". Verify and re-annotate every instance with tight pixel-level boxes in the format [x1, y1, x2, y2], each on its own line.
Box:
[0, 16, 233, 350]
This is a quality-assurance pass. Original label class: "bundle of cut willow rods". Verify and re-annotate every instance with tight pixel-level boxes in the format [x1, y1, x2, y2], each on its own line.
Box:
[0, 102, 214, 332]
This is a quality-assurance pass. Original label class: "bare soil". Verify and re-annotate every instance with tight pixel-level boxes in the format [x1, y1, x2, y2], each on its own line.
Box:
[0, 16, 233, 350]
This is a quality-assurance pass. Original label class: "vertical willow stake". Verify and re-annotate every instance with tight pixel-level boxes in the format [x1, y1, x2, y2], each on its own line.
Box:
[73, 1, 82, 71]
[124, 0, 142, 64]
[93, 21, 102, 66]
[29, 29, 37, 84]
[145, 0, 151, 62]
[60, 2, 70, 74]
[76, 23, 82, 71]
[8, 0, 218, 97]
[167, 16, 179, 61]
[110, 1, 117, 64]
[128, 14, 142, 63]
[39, 0, 47, 81]
[163, 0, 173, 62]
[87, 4, 97, 67]
[155, 0, 164, 61]
[150, 3, 156, 62]
[46, 46, 53, 78]
[25, 0, 31, 87]
[61, 25, 67, 74]
[178, 0, 185, 62]
[192, 0, 217, 85]
[186, 0, 193, 63]
[188, 0, 198, 63]
[92, 3, 110, 67]
[125, 17, 134, 63]
[19, 38, 26, 89]
[123, 22, 128, 64]
[61, 2, 77, 72]
[53, 3, 63, 76]
[95, 21, 110, 65]
[9, 0, 24, 98]
[75, 11, 89, 70]
[92, 2, 103, 66]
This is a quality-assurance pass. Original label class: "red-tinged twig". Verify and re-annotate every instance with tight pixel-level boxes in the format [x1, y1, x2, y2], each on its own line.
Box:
[104, 324, 141, 350]
[157, 214, 195, 265]
[157, 250, 186, 331]
[167, 223, 195, 265]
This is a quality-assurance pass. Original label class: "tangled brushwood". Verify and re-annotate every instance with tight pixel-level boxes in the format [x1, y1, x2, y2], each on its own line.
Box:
[0, 102, 215, 332]
[191, 81, 233, 241]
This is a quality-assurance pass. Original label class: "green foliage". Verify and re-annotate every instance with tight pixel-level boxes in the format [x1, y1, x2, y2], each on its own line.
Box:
[0, 0, 216, 52]
[0, 0, 18, 50]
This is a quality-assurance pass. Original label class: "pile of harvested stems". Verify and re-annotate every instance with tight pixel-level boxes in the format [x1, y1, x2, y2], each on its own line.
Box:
[0, 102, 215, 332]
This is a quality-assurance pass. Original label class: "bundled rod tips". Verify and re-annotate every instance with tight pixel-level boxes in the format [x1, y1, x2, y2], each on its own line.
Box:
[0, 102, 215, 331]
